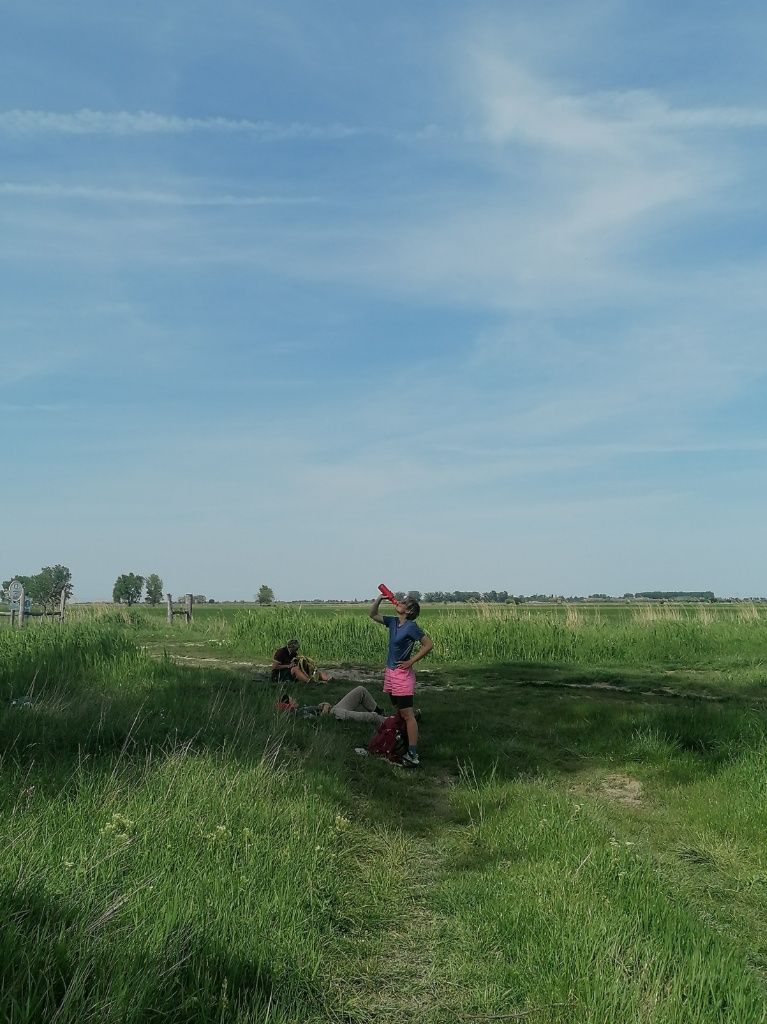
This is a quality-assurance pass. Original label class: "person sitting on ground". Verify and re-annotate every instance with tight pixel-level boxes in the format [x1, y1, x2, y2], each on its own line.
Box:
[271, 639, 332, 684]
[278, 685, 391, 724]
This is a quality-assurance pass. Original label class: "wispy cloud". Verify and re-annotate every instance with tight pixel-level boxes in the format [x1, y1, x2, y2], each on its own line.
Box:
[0, 108, 359, 139]
[304, 52, 759, 316]
[0, 402, 70, 414]
[476, 61, 767, 152]
[0, 182, 318, 206]
[0, 108, 450, 144]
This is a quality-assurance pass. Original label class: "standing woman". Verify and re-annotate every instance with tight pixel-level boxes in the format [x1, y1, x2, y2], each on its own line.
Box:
[368, 594, 432, 766]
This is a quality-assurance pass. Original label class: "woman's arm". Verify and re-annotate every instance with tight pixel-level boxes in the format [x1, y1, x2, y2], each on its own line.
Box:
[397, 634, 433, 669]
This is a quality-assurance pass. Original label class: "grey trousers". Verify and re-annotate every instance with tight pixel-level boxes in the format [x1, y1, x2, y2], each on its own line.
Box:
[331, 685, 385, 725]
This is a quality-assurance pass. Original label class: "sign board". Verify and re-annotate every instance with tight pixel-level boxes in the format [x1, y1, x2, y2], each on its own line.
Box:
[8, 580, 23, 602]
[9, 598, 32, 612]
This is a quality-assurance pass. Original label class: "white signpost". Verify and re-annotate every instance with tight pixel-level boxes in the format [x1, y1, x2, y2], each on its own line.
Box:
[7, 580, 26, 626]
[4, 578, 66, 627]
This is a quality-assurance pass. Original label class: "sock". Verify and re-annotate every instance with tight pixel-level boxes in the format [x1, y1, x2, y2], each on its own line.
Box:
[408, 745, 418, 756]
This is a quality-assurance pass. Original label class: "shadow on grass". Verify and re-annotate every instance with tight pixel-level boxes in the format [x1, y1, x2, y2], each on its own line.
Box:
[0, 884, 304, 1024]
[3, 657, 767, 837]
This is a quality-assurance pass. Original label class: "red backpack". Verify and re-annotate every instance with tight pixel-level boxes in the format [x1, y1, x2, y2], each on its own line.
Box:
[367, 712, 408, 763]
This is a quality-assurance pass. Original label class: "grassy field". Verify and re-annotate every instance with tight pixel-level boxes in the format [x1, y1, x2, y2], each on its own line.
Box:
[3, 611, 767, 1021]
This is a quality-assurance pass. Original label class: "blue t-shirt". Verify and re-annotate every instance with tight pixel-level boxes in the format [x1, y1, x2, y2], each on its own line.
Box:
[382, 615, 425, 669]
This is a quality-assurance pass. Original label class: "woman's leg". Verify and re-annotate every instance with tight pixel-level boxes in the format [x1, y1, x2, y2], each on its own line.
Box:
[355, 686, 379, 712]
[332, 686, 365, 714]
[400, 706, 418, 747]
[346, 686, 379, 711]
[332, 686, 385, 722]
[333, 707, 385, 724]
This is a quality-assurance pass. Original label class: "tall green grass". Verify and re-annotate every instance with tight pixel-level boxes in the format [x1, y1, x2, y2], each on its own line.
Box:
[0, 623, 403, 1023]
[435, 773, 767, 1022]
[0, 620, 137, 700]
[0, 742, 403, 1023]
[4, 618, 767, 1020]
[227, 603, 767, 668]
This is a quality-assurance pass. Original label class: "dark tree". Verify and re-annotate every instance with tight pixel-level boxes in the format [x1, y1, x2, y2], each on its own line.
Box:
[113, 573, 145, 606]
[145, 574, 164, 606]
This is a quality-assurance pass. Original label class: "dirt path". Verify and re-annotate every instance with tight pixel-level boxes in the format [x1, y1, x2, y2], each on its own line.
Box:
[147, 647, 745, 705]
[143, 645, 435, 688]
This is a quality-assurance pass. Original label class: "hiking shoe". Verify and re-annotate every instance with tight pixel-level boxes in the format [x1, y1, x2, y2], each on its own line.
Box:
[402, 750, 420, 767]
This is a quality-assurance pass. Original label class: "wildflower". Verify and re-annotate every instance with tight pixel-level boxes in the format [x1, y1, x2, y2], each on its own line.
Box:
[206, 825, 230, 841]
[101, 812, 135, 836]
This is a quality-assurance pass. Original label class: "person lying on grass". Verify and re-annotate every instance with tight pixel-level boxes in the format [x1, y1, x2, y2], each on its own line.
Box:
[277, 685, 391, 724]
[271, 638, 333, 684]
[369, 594, 432, 767]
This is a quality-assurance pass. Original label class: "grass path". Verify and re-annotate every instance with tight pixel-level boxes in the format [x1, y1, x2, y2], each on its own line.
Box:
[337, 832, 448, 1024]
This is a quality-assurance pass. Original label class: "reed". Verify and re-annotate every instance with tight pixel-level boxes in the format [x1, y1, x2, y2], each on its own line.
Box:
[0, 619, 137, 699]
[227, 603, 767, 668]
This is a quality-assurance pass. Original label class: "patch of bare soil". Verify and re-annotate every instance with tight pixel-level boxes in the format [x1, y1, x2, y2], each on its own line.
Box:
[159, 655, 260, 669]
[600, 774, 644, 807]
[523, 678, 726, 702]
[147, 650, 441, 688]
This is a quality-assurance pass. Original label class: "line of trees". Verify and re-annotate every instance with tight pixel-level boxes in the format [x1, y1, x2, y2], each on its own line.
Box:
[1, 565, 73, 611]
[4, 574, 722, 610]
[422, 591, 512, 603]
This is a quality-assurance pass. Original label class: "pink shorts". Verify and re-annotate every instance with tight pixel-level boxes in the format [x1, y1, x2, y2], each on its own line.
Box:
[383, 666, 416, 697]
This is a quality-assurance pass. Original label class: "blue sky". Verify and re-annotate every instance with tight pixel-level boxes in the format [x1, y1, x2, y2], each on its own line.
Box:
[2, 0, 766, 600]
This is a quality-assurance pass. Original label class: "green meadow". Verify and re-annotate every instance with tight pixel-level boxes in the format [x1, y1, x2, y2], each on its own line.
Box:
[2, 605, 767, 1022]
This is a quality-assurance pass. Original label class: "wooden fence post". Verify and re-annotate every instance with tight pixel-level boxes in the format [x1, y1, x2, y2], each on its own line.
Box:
[17, 586, 25, 628]
[59, 588, 67, 624]
[186, 594, 193, 623]
[166, 593, 173, 625]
